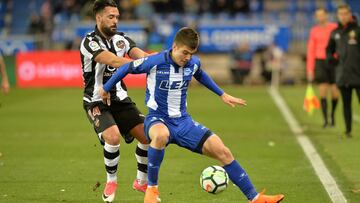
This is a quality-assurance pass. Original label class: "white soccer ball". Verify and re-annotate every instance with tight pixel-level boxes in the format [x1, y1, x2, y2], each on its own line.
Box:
[200, 165, 229, 194]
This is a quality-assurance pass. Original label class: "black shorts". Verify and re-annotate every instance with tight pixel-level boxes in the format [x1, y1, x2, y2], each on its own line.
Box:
[83, 98, 144, 144]
[314, 59, 335, 84]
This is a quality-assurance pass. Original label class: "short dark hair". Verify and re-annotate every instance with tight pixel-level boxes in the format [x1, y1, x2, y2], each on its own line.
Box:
[174, 27, 199, 50]
[337, 4, 351, 12]
[93, 0, 118, 16]
[315, 7, 327, 13]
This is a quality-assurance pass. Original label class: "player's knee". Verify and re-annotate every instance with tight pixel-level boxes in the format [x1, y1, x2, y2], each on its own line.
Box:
[105, 133, 120, 145]
[103, 127, 121, 145]
[152, 133, 169, 146]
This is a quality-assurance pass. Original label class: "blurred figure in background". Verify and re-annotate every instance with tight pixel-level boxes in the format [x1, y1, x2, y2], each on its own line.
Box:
[118, 0, 135, 20]
[326, 5, 360, 137]
[0, 49, 10, 95]
[80, 1, 94, 21]
[134, 0, 155, 20]
[267, 43, 284, 87]
[230, 0, 250, 16]
[28, 13, 45, 35]
[198, 0, 211, 15]
[211, 0, 230, 14]
[307, 7, 338, 128]
[230, 43, 253, 84]
[258, 44, 284, 85]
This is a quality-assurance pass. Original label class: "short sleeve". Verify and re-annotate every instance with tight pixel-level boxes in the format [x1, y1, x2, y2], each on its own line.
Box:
[123, 34, 137, 55]
[80, 37, 104, 60]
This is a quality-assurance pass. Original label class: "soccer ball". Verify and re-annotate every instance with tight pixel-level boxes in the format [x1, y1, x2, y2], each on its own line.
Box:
[200, 165, 229, 194]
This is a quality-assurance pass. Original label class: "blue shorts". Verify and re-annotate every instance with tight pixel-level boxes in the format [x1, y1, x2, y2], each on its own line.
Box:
[144, 114, 213, 154]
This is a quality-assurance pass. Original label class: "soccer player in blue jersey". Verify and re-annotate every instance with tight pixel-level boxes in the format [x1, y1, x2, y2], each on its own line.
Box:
[99, 27, 284, 203]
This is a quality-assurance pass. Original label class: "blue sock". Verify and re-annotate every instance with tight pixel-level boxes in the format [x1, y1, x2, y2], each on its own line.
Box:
[223, 160, 258, 200]
[147, 146, 165, 186]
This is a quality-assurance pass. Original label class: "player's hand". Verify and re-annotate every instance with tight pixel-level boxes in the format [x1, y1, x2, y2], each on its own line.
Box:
[99, 86, 111, 106]
[220, 93, 247, 107]
[1, 79, 9, 95]
[307, 72, 314, 83]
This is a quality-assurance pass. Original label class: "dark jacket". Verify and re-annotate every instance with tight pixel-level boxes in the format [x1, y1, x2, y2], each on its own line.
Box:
[326, 20, 360, 86]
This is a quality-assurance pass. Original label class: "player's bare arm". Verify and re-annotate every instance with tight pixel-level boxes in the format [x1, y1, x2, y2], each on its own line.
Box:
[129, 47, 159, 59]
[221, 93, 247, 107]
[94, 50, 132, 68]
[129, 47, 150, 58]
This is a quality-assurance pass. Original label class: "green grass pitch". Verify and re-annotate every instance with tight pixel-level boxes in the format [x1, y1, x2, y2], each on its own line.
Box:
[0, 86, 359, 202]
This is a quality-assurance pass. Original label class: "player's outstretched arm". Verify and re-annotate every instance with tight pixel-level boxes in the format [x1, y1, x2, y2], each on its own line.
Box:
[95, 51, 132, 68]
[100, 63, 132, 105]
[193, 67, 224, 96]
[220, 93, 247, 107]
[100, 55, 157, 105]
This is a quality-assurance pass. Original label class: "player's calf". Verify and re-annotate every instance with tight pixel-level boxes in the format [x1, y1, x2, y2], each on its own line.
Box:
[215, 146, 234, 165]
[202, 134, 234, 165]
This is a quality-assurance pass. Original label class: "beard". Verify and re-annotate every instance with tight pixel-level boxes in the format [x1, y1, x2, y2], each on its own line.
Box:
[101, 24, 117, 37]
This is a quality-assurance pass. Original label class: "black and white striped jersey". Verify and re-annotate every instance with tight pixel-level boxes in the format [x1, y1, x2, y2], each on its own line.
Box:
[80, 26, 136, 103]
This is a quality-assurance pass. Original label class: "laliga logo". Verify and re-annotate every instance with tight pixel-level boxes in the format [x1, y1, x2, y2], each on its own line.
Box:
[18, 61, 36, 81]
[18, 60, 81, 81]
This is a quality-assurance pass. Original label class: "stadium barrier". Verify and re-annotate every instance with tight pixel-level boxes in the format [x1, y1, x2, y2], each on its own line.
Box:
[16, 51, 146, 88]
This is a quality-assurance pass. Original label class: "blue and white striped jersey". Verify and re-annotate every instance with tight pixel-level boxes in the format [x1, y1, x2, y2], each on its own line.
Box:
[104, 50, 224, 118]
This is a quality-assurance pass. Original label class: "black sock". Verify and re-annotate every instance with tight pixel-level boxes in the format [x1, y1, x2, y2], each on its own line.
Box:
[331, 99, 338, 125]
[320, 98, 328, 125]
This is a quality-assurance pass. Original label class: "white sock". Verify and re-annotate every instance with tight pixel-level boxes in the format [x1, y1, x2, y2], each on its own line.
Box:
[104, 143, 120, 183]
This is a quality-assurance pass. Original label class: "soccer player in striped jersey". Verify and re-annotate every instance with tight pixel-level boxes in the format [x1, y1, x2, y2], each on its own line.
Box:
[80, 0, 151, 202]
[100, 27, 284, 203]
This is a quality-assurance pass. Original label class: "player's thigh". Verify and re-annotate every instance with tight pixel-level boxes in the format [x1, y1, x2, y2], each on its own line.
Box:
[202, 134, 234, 165]
[111, 103, 145, 140]
[175, 118, 212, 154]
[84, 102, 120, 145]
[144, 115, 171, 141]
[129, 123, 148, 144]
[318, 83, 329, 97]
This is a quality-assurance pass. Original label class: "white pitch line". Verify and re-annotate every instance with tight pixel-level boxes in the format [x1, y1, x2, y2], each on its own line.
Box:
[354, 114, 360, 123]
[268, 87, 347, 203]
